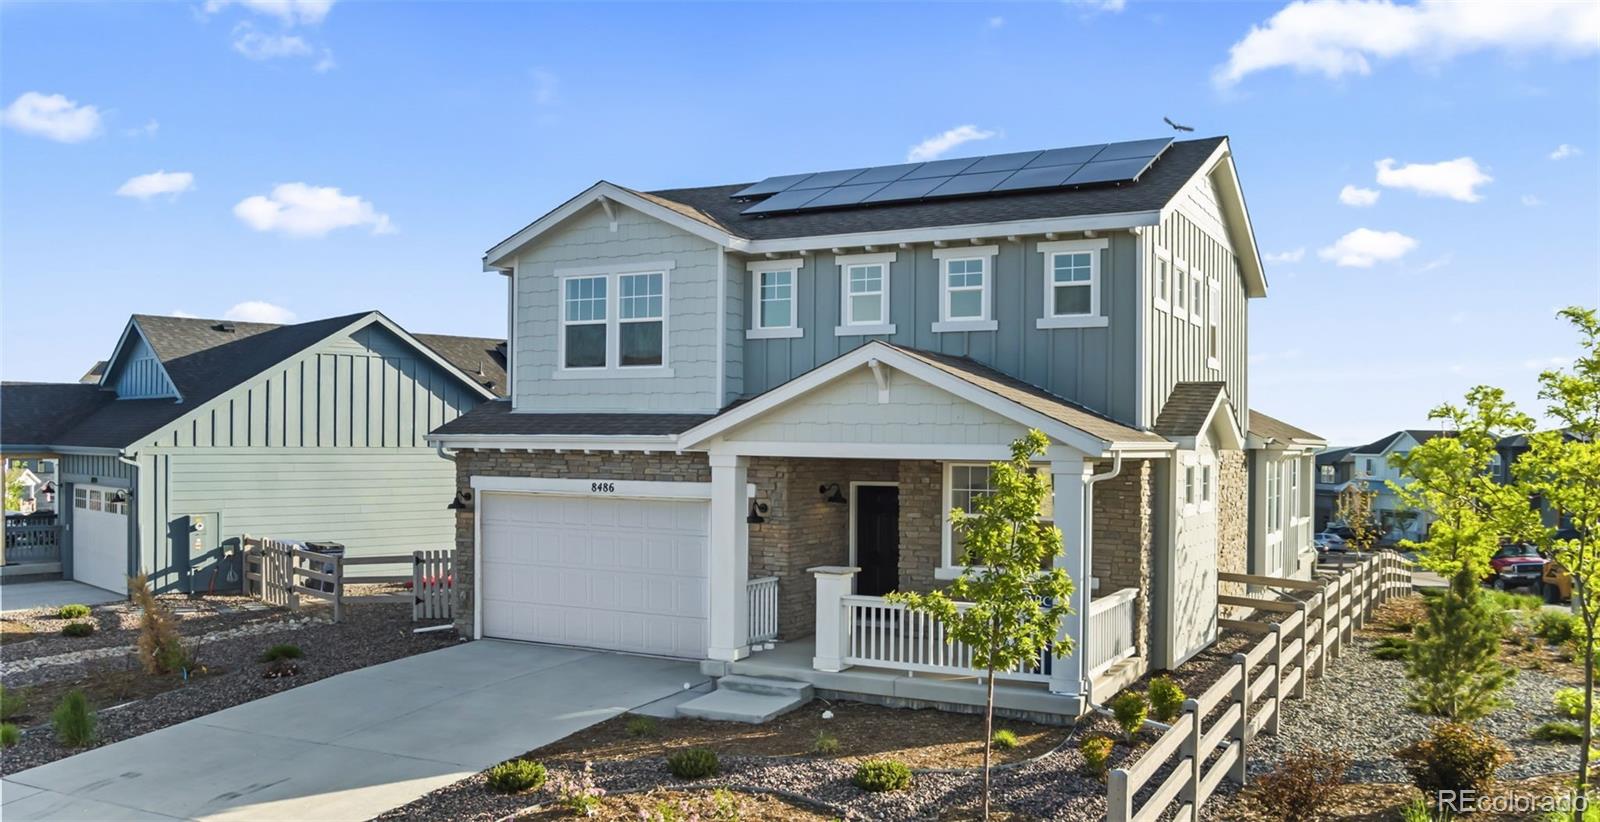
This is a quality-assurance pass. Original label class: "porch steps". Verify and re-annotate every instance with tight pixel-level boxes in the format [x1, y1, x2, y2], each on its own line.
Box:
[674, 675, 812, 724]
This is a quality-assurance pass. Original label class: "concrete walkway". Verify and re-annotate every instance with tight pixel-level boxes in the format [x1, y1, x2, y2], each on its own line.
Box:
[2, 641, 706, 821]
[0, 581, 122, 612]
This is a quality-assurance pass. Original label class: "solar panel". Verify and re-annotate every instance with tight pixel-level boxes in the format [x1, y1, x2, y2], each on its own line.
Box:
[735, 136, 1173, 215]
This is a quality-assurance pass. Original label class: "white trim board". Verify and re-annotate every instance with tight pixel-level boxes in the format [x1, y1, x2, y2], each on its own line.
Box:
[472, 476, 714, 500]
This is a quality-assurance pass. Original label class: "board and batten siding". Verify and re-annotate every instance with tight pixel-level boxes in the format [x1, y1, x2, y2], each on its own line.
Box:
[510, 203, 723, 414]
[737, 234, 1141, 424]
[110, 331, 178, 399]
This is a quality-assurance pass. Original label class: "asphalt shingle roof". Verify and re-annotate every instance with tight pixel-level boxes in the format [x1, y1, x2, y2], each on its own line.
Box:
[1153, 382, 1229, 439]
[0, 383, 113, 446]
[430, 401, 714, 437]
[1248, 410, 1325, 444]
[413, 334, 508, 398]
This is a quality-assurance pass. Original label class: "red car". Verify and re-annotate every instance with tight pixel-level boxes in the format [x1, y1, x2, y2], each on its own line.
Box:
[1488, 543, 1547, 590]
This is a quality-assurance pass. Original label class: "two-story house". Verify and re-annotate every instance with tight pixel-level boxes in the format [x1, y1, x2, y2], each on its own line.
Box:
[1314, 429, 1446, 540]
[430, 136, 1322, 717]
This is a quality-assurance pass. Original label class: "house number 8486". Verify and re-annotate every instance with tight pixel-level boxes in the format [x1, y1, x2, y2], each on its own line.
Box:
[591, 482, 617, 493]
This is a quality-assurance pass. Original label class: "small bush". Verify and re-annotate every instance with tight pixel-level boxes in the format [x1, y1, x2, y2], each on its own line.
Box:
[625, 714, 659, 737]
[130, 572, 189, 675]
[56, 604, 91, 619]
[1532, 721, 1585, 743]
[1373, 635, 1412, 661]
[549, 762, 606, 815]
[1252, 747, 1351, 822]
[992, 728, 1019, 750]
[852, 759, 912, 792]
[1148, 675, 1186, 722]
[1395, 722, 1509, 797]
[484, 758, 546, 794]
[257, 644, 303, 663]
[1484, 589, 1543, 615]
[1556, 687, 1590, 720]
[1110, 691, 1149, 739]
[0, 723, 18, 748]
[0, 685, 23, 721]
[51, 690, 95, 747]
[1079, 735, 1114, 778]
[1533, 609, 1578, 644]
[665, 747, 719, 780]
[813, 731, 840, 755]
[1401, 797, 1450, 822]
[60, 622, 95, 638]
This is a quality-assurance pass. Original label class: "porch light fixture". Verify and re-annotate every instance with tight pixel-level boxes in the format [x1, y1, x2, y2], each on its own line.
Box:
[446, 489, 474, 511]
[746, 500, 768, 524]
[110, 490, 130, 504]
[39, 481, 56, 504]
[819, 483, 847, 504]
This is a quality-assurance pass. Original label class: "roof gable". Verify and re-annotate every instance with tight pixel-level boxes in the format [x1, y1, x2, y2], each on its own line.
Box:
[100, 320, 180, 400]
[1248, 410, 1326, 448]
[1153, 381, 1245, 450]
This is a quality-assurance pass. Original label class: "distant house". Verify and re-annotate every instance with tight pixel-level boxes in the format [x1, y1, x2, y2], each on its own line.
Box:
[1, 312, 504, 594]
[1314, 429, 1447, 539]
[3, 461, 54, 514]
[1246, 412, 1325, 578]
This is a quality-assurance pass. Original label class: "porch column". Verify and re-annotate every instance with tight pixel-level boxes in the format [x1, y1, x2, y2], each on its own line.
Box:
[708, 454, 750, 661]
[1051, 458, 1094, 697]
[810, 565, 859, 671]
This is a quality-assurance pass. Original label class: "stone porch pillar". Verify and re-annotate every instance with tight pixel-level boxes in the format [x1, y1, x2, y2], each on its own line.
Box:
[1051, 458, 1093, 697]
[708, 454, 750, 661]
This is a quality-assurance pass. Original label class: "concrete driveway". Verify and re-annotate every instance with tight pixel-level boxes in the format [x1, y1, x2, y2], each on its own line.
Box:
[1, 641, 706, 821]
[1, 581, 123, 613]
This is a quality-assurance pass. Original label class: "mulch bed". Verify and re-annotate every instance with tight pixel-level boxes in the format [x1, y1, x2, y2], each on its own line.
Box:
[1206, 771, 1584, 820]
[1, 598, 457, 775]
[517, 787, 832, 821]
[1, 594, 278, 663]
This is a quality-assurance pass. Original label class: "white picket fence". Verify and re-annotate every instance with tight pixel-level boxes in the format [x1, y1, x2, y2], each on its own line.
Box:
[839, 594, 1053, 682]
[242, 535, 455, 623]
[748, 576, 779, 644]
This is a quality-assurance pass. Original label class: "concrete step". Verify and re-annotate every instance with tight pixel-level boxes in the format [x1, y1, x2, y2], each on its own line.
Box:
[674, 688, 806, 724]
[716, 674, 813, 699]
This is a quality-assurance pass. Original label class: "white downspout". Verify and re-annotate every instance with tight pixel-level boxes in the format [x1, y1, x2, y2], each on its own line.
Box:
[117, 451, 141, 592]
[1082, 450, 1124, 711]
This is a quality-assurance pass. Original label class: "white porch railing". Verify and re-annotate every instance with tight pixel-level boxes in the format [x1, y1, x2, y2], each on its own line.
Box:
[747, 575, 779, 644]
[834, 593, 1052, 683]
[1086, 587, 1139, 676]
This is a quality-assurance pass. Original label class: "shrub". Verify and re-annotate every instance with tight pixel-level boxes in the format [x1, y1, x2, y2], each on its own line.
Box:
[625, 715, 659, 737]
[1148, 675, 1186, 722]
[51, 690, 95, 747]
[1406, 574, 1512, 721]
[813, 731, 840, 755]
[549, 762, 606, 816]
[992, 728, 1019, 750]
[130, 572, 189, 675]
[1395, 722, 1509, 797]
[484, 758, 546, 794]
[56, 604, 91, 619]
[0, 685, 23, 721]
[1251, 747, 1351, 822]
[1556, 687, 1590, 720]
[1484, 589, 1543, 614]
[665, 747, 719, 780]
[852, 759, 912, 792]
[1373, 635, 1412, 661]
[1079, 735, 1114, 778]
[1532, 721, 1585, 743]
[1110, 691, 1149, 739]
[60, 622, 95, 638]
[1401, 796, 1452, 822]
[257, 644, 303, 663]
[0, 723, 18, 748]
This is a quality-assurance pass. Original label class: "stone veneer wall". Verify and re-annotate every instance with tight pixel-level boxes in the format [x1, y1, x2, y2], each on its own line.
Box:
[1215, 450, 1249, 616]
[1090, 460, 1154, 660]
[896, 461, 944, 595]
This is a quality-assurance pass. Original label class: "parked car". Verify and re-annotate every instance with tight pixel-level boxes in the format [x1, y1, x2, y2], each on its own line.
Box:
[1539, 528, 1583, 603]
[1314, 532, 1346, 553]
[1488, 542, 1548, 590]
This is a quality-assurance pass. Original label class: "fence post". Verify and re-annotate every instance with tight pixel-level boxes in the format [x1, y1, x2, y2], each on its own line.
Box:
[1292, 602, 1309, 698]
[287, 547, 300, 612]
[332, 553, 343, 623]
[1267, 623, 1283, 735]
[1327, 576, 1342, 660]
[1231, 652, 1249, 785]
[1180, 698, 1201, 819]
[1353, 562, 1366, 629]
[412, 551, 423, 621]
[1107, 768, 1132, 822]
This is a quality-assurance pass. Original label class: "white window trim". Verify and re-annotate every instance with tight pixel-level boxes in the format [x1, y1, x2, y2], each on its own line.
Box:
[935, 461, 1057, 579]
[1207, 277, 1221, 369]
[835, 251, 898, 336]
[1172, 257, 1190, 321]
[554, 263, 675, 377]
[1199, 456, 1215, 513]
[1182, 461, 1197, 515]
[932, 245, 998, 333]
[746, 258, 803, 339]
[1188, 268, 1205, 328]
[1036, 238, 1108, 331]
[1153, 246, 1171, 313]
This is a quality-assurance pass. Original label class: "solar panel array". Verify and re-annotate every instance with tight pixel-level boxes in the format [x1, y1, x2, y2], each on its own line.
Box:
[733, 137, 1174, 215]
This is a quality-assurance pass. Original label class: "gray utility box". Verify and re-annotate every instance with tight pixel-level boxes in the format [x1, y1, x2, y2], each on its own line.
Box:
[300, 541, 345, 593]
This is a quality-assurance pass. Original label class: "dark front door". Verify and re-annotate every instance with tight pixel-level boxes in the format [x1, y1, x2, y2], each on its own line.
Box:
[854, 485, 900, 596]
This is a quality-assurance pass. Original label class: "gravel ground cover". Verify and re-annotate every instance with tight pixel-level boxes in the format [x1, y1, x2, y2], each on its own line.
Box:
[1, 598, 457, 774]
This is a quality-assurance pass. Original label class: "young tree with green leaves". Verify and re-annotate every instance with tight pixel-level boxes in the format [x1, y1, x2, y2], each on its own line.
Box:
[4, 465, 26, 514]
[1390, 386, 1538, 720]
[888, 430, 1075, 821]
[1334, 481, 1381, 554]
[1514, 306, 1600, 812]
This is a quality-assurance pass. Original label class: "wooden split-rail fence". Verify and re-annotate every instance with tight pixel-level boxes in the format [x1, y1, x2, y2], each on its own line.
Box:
[1107, 550, 1411, 822]
[241, 536, 455, 623]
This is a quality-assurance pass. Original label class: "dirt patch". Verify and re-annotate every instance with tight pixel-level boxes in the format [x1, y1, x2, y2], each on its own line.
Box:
[1363, 593, 1587, 685]
[1210, 771, 1583, 820]
[529, 701, 1068, 770]
[518, 787, 831, 821]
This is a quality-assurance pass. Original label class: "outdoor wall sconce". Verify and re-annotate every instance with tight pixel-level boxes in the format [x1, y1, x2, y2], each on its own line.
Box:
[446, 489, 474, 511]
[746, 500, 768, 524]
[819, 483, 847, 504]
[39, 481, 56, 504]
[110, 490, 130, 504]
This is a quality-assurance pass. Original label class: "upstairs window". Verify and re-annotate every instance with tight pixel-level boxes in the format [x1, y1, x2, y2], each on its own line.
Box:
[1319, 464, 1335, 483]
[1173, 259, 1189, 318]
[945, 258, 987, 320]
[1154, 251, 1171, 311]
[846, 263, 886, 325]
[1288, 461, 1300, 521]
[1037, 238, 1108, 329]
[1189, 269, 1205, 327]
[618, 272, 664, 367]
[562, 275, 608, 369]
[758, 269, 794, 329]
[1207, 279, 1221, 368]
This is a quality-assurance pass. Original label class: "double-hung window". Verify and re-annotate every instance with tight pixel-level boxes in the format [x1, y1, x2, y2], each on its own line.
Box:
[932, 246, 997, 332]
[618, 272, 664, 367]
[1207, 279, 1221, 368]
[562, 275, 608, 369]
[1173, 258, 1189, 319]
[939, 463, 1052, 574]
[1154, 249, 1171, 312]
[1201, 462, 1213, 504]
[1037, 238, 1109, 329]
[1184, 465, 1197, 507]
[834, 252, 897, 336]
[747, 260, 803, 339]
[1266, 462, 1282, 532]
[1189, 269, 1204, 327]
[1287, 461, 1300, 522]
[557, 263, 673, 374]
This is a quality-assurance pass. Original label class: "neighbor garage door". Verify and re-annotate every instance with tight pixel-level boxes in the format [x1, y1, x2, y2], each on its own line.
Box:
[71, 485, 129, 594]
[479, 492, 709, 659]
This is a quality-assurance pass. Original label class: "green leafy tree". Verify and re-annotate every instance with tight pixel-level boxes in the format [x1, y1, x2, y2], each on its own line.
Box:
[4, 465, 26, 514]
[1514, 306, 1600, 813]
[888, 430, 1075, 820]
[1334, 481, 1382, 553]
[1390, 386, 1536, 720]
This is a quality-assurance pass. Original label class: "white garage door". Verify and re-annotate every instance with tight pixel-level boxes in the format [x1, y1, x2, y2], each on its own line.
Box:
[479, 492, 709, 659]
[72, 485, 129, 594]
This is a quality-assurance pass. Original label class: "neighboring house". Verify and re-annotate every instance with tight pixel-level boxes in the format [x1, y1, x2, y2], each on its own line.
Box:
[1, 313, 504, 595]
[1314, 429, 1446, 540]
[430, 135, 1322, 716]
[1246, 412, 1325, 578]
[4, 458, 59, 514]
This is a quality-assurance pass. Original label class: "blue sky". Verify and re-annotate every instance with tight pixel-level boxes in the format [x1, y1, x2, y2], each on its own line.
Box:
[2, 0, 1596, 444]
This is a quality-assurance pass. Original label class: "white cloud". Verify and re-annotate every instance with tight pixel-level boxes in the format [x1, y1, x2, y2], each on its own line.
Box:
[1338, 184, 1381, 206]
[987, 16, 1006, 29]
[116, 170, 195, 201]
[1550, 143, 1583, 160]
[204, 0, 334, 25]
[907, 125, 997, 162]
[234, 182, 394, 237]
[169, 309, 202, 319]
[1214, 0, 1600, 88]
[1374, 157, 1491, 202]
[1317, 228, 1418, 267]
[1264, 248, 1305, 263]
[124, 119, 159, 138]
[1067, 0, 1127, 12]
[313, 49, 336, 72]
[232, 23, 313, 59]
[1522, 194, 1544, 207]
[532, 69, 558, 105]
[223, 301, 297, 324]
[1, 92, 102, 143]
[1414, 254, 1451, 273]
